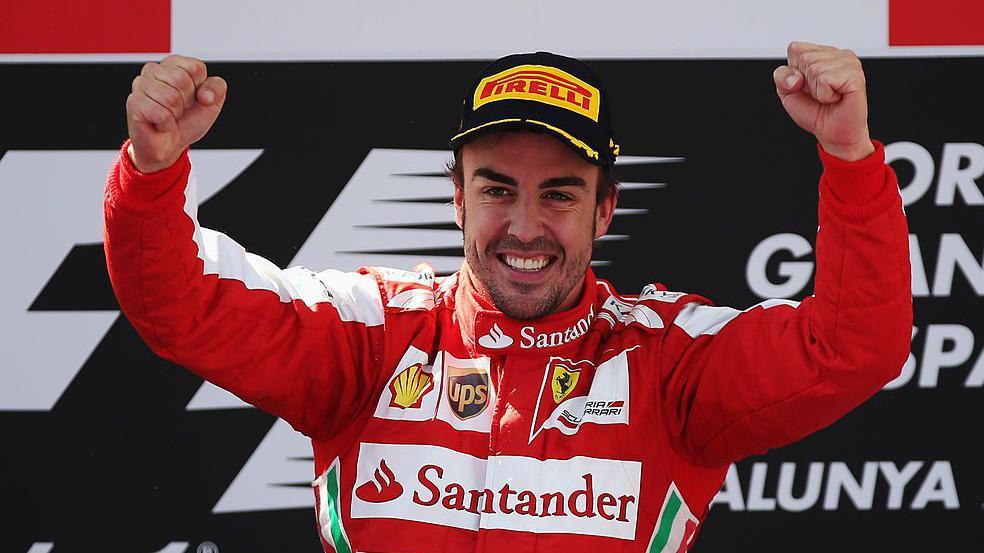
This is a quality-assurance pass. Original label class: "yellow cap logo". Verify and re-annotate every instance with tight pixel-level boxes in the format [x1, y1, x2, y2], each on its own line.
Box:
[473, 64, 601, 122]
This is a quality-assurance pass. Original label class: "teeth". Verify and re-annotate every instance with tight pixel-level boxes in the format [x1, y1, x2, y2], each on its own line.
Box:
[504, 255, 549, 271]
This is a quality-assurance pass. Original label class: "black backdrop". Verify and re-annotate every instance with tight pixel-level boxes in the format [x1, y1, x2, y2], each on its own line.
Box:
[1, 57, 981, 552]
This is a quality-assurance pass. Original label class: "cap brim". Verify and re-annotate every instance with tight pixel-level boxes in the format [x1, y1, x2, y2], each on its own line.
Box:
[449, 118, 608, 166]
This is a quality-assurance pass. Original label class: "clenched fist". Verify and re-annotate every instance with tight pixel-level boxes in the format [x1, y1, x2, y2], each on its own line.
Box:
[773, 42, 874, 162]
[126, 55, 227, 173]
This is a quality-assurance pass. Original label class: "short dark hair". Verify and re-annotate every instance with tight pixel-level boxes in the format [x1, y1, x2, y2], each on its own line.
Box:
[446, 148, 619, 204]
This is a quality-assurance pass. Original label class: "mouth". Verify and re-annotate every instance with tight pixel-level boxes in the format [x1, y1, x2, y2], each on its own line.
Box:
[496, 253, 557, 274]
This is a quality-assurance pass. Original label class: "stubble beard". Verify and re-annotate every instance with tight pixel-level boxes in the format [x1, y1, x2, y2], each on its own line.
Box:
[461, 209, 594, 321]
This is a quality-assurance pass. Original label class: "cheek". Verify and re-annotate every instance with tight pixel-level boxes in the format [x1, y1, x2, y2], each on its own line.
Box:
[551, 210, 596, 249]
[463, 202, 504, 247]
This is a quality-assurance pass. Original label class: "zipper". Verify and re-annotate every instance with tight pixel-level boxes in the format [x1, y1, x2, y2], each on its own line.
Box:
[487, 355, 506, 454]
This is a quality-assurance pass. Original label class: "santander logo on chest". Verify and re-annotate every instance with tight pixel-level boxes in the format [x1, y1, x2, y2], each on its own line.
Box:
[350, 443, 642, 540]
[475, 305, 596, 352]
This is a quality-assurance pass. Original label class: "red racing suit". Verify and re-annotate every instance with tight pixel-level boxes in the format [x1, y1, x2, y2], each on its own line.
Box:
[104, 140, 911, 552]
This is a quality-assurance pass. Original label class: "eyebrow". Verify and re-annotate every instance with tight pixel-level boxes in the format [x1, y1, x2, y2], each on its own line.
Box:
[472, 167, 586, 189]
[540, 176, 586, 189]
[473, 167, 516, 186]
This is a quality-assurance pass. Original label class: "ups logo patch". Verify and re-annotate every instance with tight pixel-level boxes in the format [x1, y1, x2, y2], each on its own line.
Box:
[446, 365, 490, 420]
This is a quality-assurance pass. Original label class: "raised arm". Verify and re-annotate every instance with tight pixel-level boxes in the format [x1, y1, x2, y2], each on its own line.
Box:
[104, 56, 386, 439]
[656, 43, 912, 467]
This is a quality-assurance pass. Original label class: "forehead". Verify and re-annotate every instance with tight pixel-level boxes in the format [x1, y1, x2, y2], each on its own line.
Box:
[461, 130, 599, 180]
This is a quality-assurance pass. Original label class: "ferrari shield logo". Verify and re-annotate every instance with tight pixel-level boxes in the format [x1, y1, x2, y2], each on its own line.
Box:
[551, 363, 581, 403]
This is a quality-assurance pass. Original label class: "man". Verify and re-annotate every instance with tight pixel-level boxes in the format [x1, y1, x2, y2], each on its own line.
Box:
[104, 44, 911, 552]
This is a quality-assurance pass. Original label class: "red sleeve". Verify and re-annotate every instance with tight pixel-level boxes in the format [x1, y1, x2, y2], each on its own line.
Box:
[103, 141, 387, 440]
[656, 140, 912, 467]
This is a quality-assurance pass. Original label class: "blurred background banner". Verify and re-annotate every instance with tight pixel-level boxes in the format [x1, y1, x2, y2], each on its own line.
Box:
[1, 1, 981, 552]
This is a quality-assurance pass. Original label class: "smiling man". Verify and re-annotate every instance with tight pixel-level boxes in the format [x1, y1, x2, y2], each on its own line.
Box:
[447, 53, 620, 325]
[453, 131, 614, 320]
[104, 47, 912, 552]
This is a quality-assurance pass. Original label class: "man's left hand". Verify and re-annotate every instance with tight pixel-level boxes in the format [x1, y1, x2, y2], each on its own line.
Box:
[774, 42, 875, 162]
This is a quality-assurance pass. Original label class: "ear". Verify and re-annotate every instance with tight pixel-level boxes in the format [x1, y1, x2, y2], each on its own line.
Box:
[453, 178, 465, 230]
[593, 189, 617, 240]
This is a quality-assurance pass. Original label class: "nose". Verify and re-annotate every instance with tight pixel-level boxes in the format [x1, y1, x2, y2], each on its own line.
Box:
[506, 194, 546, 243]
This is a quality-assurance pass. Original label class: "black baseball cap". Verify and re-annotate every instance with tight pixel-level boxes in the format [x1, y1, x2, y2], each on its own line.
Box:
[449, 52, 619, 167]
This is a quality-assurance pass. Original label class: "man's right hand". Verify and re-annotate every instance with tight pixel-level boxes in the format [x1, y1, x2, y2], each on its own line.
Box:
[126, 55, 227, 173]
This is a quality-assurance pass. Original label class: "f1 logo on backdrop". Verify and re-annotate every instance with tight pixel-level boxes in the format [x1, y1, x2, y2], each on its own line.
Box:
[0, 149, 262, 411]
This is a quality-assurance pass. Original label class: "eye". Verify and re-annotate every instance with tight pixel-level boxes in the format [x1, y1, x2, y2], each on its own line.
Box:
[483, 186, 511, 197]
[544, 190, 573, 201]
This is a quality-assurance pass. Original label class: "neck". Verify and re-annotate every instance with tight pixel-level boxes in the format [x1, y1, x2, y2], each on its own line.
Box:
[552, 274, 587, 314]
[456, 264, 600, 355]
[462, 262, 589, 319]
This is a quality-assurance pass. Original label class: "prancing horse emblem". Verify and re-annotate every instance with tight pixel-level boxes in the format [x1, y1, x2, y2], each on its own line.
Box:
[551, 363, 581, 403]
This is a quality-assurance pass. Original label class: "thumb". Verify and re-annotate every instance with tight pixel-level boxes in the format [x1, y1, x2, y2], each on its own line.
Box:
[412, 262, 435, 278]
[773, 65, 803, 97]
[179, 76, 228, 145]
[196, 76, 228, 107]
[773, 65, 821, 135]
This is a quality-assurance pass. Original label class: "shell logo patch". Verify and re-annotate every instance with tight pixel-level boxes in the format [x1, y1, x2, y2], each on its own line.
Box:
[473, 64, 601, 122]
[388, 363, 434, 409]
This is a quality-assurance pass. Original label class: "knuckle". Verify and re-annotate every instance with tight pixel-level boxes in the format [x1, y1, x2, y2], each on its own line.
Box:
[142, 106, 161, 122]
[161, 87, 182, 110]
[135, 96, 156, 113]
[148, 82, 175, 108]
[169, 67, 194, 90]
[153, 104, 172, 122]
[141, 103, 163, 122]
[192, 59, 207, 76]
[805, 62, 818, 80]
[793, 41, 814, 56]
[142, 105, 159, 121]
